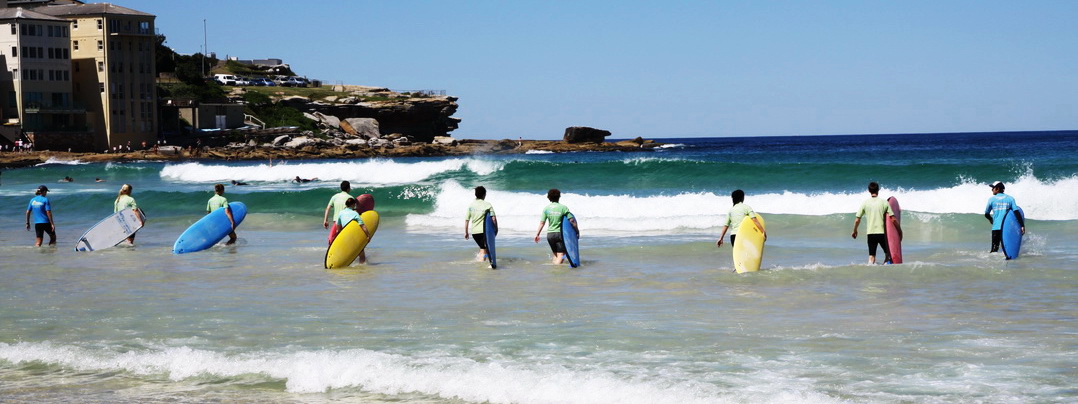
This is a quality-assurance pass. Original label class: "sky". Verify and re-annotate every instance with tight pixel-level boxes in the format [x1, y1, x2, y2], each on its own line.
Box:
[124, 0, 1078, 140]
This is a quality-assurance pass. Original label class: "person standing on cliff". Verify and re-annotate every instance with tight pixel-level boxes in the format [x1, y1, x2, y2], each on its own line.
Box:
[323, 181, 353, 245]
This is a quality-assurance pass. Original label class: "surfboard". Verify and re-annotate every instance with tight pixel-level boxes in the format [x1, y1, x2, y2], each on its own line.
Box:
[484, 210, 498, 269]
[1001, 207, 1024, 260]
[356, 194, 375, 213]
[732, 214, 766, 273]
[74, 208, 145, 252]
[173, 202, 247, 254]
[325, 210, 380, 268]
[561, 214, 580, 268]
[885, 196, 903, 264]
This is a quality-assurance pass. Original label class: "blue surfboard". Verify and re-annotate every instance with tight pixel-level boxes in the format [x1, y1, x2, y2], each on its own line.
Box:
[561, 214, 579, 268]
[484, 211, 498, 269]
[1001, 207, 1024, 260]
[173, 202, 247, 254]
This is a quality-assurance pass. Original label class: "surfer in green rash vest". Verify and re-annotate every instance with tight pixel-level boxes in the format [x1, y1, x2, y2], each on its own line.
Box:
[534, 188, 578, 265]
[852, 181, 901, 264]
[716, 189, 766, 249]
[207, 183, 237, 245]
[465, 186, 496, 262]
[114, 184, 146, 245]
[323, 181, 353, 246]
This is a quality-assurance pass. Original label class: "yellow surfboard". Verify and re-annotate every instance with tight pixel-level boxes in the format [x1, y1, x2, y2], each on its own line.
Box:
[732, 214, 766, 273]
[325, 210, 380, 269]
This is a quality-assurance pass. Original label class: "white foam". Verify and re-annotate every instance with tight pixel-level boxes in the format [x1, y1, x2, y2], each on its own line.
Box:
[159, 158, 505, 185]
[0, 342, 739, 404]
[524, 150, 554, 155]
[656, 143, 686, 149]
[406, 175, 1078, 237]
[36, 157, 86, 166]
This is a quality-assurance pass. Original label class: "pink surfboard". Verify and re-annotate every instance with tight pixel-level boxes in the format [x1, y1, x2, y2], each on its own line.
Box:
[886, 196, 902, 264]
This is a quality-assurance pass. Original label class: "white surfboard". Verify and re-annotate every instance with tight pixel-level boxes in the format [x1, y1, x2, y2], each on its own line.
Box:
[75, 208, 145, 252]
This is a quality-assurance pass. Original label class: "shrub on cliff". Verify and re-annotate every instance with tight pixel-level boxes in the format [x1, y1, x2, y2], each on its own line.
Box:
[243, 92, 316, 131]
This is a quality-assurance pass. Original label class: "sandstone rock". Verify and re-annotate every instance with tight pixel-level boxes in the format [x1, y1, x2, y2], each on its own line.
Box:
[345, 138, 368, 147]
[615, 140, 642, 148]
[248, 139, 258, 147]
[338, 96, 358, 104]
[393, 137, 411, 146]
[631, 136, 645, 145]
[272, 135, 291, 146]
[369, 138, 391, 148]
[343, 118, 380, 139]
[432, 136, 457, 146]
[311, 112, 341, 129]
[332, 85, 344, 92]
[284, 136, 316, 148]
[564, 126, 611, 144]
[324, 96, 339, 103]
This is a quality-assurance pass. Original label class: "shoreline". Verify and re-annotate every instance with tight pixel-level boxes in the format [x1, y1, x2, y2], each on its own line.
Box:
[0, 138, 665, 169]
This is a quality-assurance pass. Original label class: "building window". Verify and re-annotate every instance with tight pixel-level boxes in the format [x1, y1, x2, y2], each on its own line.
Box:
[139, 21, 150, 35]
[10, 47, 15, 57]
[73, 41, 79, 51]
[99, 83, 105, 93]
[10, 23, 15, 35]
[62, 26, 68, 37]
[98, 61, 104, 72]
[63, 48, 69, 59]
[73, 20, 78, 29]
[97, 19, 103, 30]
[97, 40, 103, 51]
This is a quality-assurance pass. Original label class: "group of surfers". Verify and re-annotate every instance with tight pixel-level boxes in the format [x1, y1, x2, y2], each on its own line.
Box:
[23, 179, 1025, 267]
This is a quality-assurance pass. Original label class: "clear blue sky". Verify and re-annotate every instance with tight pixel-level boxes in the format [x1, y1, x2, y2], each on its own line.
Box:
[125, 0, 1078, 140]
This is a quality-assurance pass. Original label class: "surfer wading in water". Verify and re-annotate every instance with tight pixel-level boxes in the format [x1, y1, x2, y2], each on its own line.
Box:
[465, 186, 497, 263]
[851, 181, 901, 264]
[207, 183, 237, 245]
[114, 184, 146, 245]
[534, 188, 578, 265]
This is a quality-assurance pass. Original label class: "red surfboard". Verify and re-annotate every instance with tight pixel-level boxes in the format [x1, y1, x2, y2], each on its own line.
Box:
[885, 196, 903, 264]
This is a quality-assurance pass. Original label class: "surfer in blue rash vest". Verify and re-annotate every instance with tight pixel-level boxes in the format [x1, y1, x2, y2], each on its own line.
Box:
[534, 188, 578, 265]
[336, 197, 371, 264]
[465, 186, 497, 262]
[26, 185, 56, 247]
[207, 183, 237, 245]
[985, 181, 1024, 253]
[851, 181, 901, 264]
[716, 189, 766, 249]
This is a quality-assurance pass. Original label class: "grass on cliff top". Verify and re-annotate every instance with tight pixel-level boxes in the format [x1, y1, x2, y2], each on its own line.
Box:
[242, 86, 406, 103]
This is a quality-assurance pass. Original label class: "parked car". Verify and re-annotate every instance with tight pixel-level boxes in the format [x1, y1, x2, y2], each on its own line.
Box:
[212, 74, 237, 86]
[234, 77, 252, 86]
[278, 76, 309, 88]
[251, 77, 275, 86]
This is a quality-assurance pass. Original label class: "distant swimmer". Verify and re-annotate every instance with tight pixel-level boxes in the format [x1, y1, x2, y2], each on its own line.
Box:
[95, 177, 106, 182]
[985, 181, 1024, 252]
[534, 188, 577, 265]
[851, 181, 901, 264]
[25, 185, 56, 247]
[293, 176, 318, 183]
[114, 184, 146, 245]
[323, 180, 353, 245]
[59, 176, 73, 183]
[716, 189, 766, 249]
[231, 180, 249, 186]
[335, 197, 371, 264]
[207, 183, 237, 245]
[465, 186, 497, 262]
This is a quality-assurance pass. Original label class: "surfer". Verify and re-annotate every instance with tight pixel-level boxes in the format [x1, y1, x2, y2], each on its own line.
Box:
[207, 183, 237, 245]
[231, 180, 248, 186]
[95, 177, 105, 182]
[465, 186, 497, 262]
[293, 176, 317, 183]
[114, 184, 146, 245]
[323, 181, 353, 245]
[59, 176, 73, 183]
[336, 197, 371, 264]
[716, 189, 766, 249]
[534, 188, 578, 265]
[851, 182, 901, 264]
[26, 185, 56, 246]
[985, 181, 1025, 253]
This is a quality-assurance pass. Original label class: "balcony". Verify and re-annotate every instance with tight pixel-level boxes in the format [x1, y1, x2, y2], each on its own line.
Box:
[24, 101, 87, 114]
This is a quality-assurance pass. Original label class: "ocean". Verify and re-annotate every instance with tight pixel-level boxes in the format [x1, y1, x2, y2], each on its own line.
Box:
[1, 131, 1075, 403]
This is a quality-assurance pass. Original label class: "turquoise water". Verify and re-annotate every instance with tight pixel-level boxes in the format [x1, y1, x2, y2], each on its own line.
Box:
[0, 131, 1076, 402]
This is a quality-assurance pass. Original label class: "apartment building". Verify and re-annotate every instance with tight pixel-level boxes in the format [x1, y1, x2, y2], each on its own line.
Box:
[36, 2, 156, 149]
[0, 7, 84, 145]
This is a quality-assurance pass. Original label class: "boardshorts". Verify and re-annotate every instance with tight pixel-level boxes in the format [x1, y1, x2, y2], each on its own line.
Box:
[547, 232, 566, 254]
[472, 233, 488, 250]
